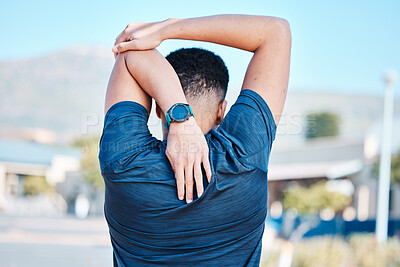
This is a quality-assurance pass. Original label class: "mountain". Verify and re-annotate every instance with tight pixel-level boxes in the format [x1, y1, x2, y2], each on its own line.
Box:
[0, 45, 114, 142]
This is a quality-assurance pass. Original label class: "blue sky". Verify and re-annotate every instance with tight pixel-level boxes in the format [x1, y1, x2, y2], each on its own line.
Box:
[1, 0, 399, 96]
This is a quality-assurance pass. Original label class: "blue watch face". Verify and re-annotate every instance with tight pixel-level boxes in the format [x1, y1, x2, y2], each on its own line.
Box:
[171, 105, 189, 121]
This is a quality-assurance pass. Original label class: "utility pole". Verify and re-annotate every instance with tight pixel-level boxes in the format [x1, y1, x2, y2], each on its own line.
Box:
[376, 69, 398, 243]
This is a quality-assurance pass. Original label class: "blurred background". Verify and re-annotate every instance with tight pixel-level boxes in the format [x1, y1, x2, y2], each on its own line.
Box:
[0, 0, 399, 266]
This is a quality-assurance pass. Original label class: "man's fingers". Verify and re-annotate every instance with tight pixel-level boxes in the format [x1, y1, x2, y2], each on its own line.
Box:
[114, 33, 124, 46]
[184, 162, 194, 204]
[202, 153, 212, 182]
[114, 32, 130, 47]
[114, 24, 131, 46]
[194, 159, 204, 197]
[175, 165, 185, 201]
[112, 40, 138, 53]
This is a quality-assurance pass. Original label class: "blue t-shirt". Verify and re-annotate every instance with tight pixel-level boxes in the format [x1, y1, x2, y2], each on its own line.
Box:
[99, 89, 276, 267]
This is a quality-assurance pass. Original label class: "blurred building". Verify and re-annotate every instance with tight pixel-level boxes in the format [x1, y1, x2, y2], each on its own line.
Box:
[0, 138, 81, 211]
[267, 118, 400, 221]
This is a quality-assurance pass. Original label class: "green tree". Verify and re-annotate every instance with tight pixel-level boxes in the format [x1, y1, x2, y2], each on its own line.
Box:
[306, 112, 340, 139]
[283, 181, 351, 214]
[374, 150, 400, 184]
[23, 175, 54, 196]
[72, 135, 104, 189]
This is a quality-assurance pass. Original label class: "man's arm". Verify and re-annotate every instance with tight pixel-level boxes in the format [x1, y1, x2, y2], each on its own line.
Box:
[105, 50, 211, 203]
[114, 15, 291, 125]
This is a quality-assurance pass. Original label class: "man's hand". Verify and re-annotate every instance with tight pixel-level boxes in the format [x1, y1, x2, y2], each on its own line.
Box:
[113, 19, 175, 57]
[166, 117, 212, 203]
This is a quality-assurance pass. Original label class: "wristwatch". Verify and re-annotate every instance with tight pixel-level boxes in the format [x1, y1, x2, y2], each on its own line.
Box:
[163, 103, 194, 129]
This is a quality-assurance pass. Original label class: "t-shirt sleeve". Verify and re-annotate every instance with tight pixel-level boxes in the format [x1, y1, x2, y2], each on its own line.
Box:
[98, 101, 156, 173]
[217, 89, 277, 172]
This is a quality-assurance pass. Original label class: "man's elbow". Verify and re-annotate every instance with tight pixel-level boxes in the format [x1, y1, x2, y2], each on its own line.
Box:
[275, 18, 291, 30]
[262, 17, 291, 45]
[272, 18, 291, 41]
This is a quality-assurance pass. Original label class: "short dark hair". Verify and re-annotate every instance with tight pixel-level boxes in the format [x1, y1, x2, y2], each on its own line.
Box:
[166, 48, 229, 103]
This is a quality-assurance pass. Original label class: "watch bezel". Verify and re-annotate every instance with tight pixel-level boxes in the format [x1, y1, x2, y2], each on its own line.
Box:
[170, 104, 190, 122]
[164, 103, 194, 129]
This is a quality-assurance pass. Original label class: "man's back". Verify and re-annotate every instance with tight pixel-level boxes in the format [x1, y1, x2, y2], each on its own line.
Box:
[99, 89, 276, 266]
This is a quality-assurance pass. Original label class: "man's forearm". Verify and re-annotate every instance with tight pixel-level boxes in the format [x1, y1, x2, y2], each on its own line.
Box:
[121, 50, 211, 202]
[123, 49, 187, 115]
[161, 15, 289, 52]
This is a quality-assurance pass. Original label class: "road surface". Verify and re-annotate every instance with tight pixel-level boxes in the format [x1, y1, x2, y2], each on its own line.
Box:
[0, 214, 113, 267]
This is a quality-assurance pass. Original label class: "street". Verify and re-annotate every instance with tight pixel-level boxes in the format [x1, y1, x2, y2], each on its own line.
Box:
[0, 214, 113, 267]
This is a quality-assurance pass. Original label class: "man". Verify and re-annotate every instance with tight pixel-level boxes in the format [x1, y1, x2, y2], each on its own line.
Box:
[99, 14, 291, 266]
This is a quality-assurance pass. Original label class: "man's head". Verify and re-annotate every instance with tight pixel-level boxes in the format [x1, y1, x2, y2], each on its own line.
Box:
[156, 48, 229, 135]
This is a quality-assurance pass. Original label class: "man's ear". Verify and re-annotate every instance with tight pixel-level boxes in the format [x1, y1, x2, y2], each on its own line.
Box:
[155, 104, 162, 119]
[216, 100, 227, 125]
